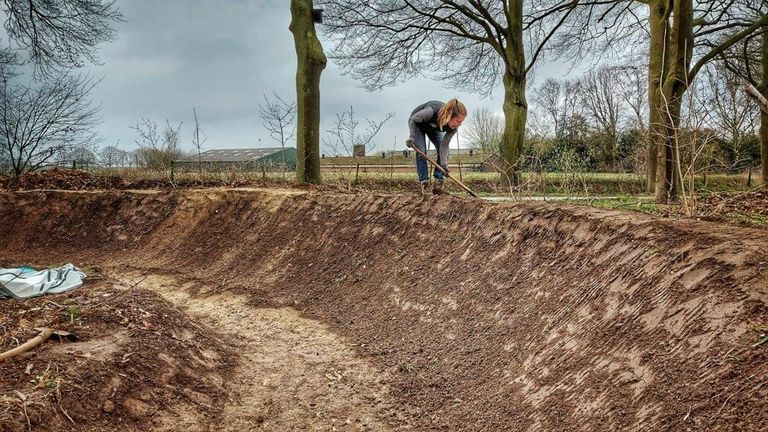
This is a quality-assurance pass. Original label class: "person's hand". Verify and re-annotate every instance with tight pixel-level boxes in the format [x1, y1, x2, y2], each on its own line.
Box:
[405, 137, 415, 148]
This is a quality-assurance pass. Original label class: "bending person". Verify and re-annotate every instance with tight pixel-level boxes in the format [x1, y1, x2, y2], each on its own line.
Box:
[406, 98, 467, 195]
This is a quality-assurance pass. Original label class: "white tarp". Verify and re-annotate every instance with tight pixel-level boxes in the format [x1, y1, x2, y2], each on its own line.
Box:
[0, 264, 86, 299]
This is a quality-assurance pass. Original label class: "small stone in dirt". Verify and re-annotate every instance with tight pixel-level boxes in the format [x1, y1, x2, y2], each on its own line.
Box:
[13, 390, 27, 402]
[102, 400, 115, 414]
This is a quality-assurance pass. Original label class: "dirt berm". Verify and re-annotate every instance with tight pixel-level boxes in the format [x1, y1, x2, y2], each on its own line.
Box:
[1, 189, 767, 431]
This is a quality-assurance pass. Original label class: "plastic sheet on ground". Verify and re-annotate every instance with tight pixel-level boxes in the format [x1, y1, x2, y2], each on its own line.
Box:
[0, 264, 86, 299]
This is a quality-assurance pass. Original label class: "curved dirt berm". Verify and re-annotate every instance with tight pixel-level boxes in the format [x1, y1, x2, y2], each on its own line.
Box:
[1, 189, 767, 431]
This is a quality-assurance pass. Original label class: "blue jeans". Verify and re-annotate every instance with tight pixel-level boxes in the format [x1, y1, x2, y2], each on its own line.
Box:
[413, 128, 445, 182]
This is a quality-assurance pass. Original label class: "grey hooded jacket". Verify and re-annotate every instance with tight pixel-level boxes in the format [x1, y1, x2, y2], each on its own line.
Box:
[408, 100, 457, 166]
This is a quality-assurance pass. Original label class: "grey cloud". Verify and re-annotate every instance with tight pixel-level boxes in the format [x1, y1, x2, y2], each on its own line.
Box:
[82, 0, 560, 156]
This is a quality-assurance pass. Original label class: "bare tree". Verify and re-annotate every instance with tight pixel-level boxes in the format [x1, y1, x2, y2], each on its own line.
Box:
[545, 0, 768, 200]
[526, 109, 551, 138]
[321, 106, 394, 186]
[615, 65, 649, 175]
[615, 65, 648, 131]
[580, 67, 622, 171]
[561, 80, 583, 139]
[668, 70, 720, 215]
[322, 106, 395, 156]
[0, 1, 118, 176]
[645, 1, 768, 201]
[464, 107, 504, 154]
[532, 77, 583, 140]
[701, 64, 759, 172]
[2, 0, 122, 72]
[58, 144, 97, 167]
[317, 0, 593, 185]
[191, 107, 206, 174]
[715, 0, 767, 186]
[130, 118, 184, 170]
[0, 70, 101, 176]
[127, 149, 142, 168]
[534, 79, 563, 138]
[544, 0, 651, 189]
[0, 149, 9, 173]
[258, 93, 296, 172]
[98, 143, 128, 168]
[0, 45, 19, 76]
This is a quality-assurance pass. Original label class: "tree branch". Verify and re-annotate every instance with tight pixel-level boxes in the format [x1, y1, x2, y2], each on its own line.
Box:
[689, 14, 768, 82]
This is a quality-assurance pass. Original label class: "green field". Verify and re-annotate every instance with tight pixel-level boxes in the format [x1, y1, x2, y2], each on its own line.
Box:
[86, 166, 761, 198]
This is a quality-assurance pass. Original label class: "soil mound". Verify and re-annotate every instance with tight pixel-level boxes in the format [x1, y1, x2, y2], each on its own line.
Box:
[1, 189, 767, 431]
[0, 169, 126, 191]
[0, 276, 236, 432]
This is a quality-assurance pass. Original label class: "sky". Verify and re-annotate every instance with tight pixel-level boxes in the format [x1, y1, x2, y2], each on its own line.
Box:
[72, 0, 570, 156]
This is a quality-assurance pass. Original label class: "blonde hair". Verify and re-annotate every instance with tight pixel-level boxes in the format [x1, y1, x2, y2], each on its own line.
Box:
[437, 98, 467, 128]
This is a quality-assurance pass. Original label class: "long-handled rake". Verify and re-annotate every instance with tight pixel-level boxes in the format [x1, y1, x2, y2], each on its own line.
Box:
[409, 145, 478, 198]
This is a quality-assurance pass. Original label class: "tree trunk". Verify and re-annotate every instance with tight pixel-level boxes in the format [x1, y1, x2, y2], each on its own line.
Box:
[500, 72, 527, 186]
[655, 95, 682, 202]
[646, 0, 667, 193]
[761, 28, 768, 188]
[652, 0, 692, 203]
[500, 0, 527, 187]
[290, 0, 326, 184]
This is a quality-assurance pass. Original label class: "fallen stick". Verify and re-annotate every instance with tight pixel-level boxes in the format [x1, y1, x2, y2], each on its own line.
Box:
[0, 328, 54, 362]
[98, 276, 147, 306]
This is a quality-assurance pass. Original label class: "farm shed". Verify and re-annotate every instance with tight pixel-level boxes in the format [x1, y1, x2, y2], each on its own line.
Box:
[175, 147, 297, 171]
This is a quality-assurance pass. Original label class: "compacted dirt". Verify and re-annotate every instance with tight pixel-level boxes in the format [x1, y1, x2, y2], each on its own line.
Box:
[1, 188, 767, 431]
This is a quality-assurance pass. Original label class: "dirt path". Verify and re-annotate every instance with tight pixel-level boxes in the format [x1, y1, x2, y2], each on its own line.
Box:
[131, 273, 403, 431]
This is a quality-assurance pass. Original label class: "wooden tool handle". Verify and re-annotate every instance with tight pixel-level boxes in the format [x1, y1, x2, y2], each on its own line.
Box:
[409, 145, 478, 198]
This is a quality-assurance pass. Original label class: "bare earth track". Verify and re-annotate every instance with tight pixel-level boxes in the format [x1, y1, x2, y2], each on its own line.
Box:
[1, 188, 767, 431]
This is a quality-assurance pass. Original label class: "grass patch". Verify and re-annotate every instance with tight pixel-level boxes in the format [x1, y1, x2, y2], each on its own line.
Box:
[35, 364, 65, 394]
[570, 195, 660, 213]
[6, 167, 762, 211]
[729, 213, 768, 229]
[62, 305, 81, 323]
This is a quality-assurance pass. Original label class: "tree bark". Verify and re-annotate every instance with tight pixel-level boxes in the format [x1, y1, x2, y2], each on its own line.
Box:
[290, 0, 326, 184]
[652, 0, 692, 203]
[501, 72, 527, 186]
[761, 28, 768, 188]
[646, 0, 667, 193]
[655, 95, 682, 202]
[500, 0, 527, 187]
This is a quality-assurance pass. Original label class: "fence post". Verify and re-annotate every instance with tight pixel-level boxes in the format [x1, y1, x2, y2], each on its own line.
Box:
[170, 161, 175, 182]
[355, 163, 360, 184]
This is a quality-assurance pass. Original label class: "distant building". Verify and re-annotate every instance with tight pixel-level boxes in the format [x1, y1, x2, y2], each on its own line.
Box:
[175, 147, 297, 171]
[353, 144, 366, 157]
[384, 148, 478, 158]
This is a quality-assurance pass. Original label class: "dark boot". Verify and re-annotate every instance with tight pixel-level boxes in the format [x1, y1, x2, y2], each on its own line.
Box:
[420, 180, 430, 196]
[432, 179, 449, 195]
